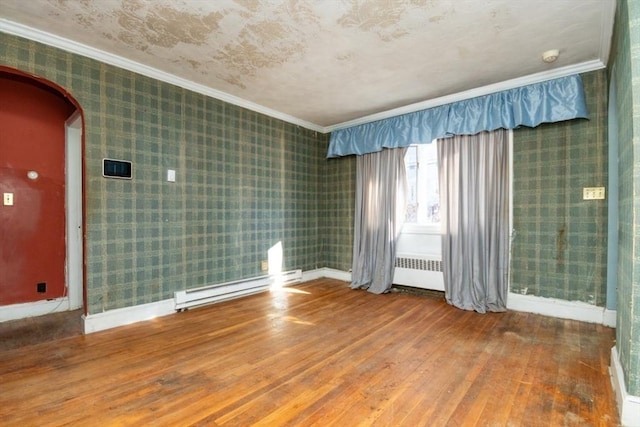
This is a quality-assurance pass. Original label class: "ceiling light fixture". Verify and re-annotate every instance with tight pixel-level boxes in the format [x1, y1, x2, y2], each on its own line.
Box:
[542, 49, 560, 63]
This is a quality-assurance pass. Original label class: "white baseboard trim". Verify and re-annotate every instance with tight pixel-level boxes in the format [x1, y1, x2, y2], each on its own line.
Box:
[301, 268, 326, 282]
[0, 297, 71, 322]
[610, 346, 640, 426]
[302, 268, 351, 283]
[603, 309, 617, 328]
[321, 268, 352, 282]
[83, 299, 174, 334]
[15, 274, 614, 334]
[507, 292, 615, 326]
[82, 269, 352, 334]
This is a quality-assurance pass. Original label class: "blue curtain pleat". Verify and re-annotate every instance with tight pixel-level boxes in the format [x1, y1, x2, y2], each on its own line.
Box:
[327, 74, 588, 157]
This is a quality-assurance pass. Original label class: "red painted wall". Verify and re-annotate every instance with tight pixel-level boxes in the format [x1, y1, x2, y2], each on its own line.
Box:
[0, 73, 76, 305]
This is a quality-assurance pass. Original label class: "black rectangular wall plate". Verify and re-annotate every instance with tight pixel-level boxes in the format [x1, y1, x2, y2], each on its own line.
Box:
[102, 158, 132, 179]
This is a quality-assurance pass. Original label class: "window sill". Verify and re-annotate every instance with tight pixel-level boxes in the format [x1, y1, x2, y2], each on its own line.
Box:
[400, 223, 442, 235]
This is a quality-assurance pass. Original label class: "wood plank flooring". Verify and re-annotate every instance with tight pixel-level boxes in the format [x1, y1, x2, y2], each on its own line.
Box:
[0, 279, 618, 426]
[0, 309, 82, 351]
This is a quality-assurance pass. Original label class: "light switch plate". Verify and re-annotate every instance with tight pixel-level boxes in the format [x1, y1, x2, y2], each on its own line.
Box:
[583, 187, 605, 200]
[3, 193, 13, 206]
[167, 169, 176, 182]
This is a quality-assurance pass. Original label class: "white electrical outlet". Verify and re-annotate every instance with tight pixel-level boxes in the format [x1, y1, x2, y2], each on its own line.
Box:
[583, 187, 605, 200]
[167, 169, 176, 182]
[3, 193, 13, 206]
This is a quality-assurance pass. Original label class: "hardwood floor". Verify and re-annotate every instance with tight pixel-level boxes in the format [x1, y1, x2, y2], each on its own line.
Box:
[0, 279, 618, 426]
[0, 309, 83, 351]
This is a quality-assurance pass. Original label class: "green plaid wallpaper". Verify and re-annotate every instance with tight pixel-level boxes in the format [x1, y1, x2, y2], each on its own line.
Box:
[510, 70, 608, 306]
[321, 152, 356, 272]
[0, 33, 326, 314]
[611, 0, 640, 397]
[3, 27, 635, 386]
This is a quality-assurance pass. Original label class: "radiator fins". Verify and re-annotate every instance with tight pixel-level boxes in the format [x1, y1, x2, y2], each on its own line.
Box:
[395, 257, 442, 272]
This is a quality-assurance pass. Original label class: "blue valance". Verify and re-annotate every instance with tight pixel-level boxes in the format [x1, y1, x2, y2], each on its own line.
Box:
[327, 75, 589, 157]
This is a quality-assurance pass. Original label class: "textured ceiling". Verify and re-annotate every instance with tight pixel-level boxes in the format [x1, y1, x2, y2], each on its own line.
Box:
[0, 0, 616, 131]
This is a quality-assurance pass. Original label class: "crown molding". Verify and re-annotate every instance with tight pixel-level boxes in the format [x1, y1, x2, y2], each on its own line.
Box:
[324, 59, 606, 133]
[0, 19, 325, 133]
[0, 18, 609, 136]
[599, 0, 617, 66]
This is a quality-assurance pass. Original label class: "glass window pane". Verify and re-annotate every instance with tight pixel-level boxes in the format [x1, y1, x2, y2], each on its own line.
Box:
[404, 143, 439, 225]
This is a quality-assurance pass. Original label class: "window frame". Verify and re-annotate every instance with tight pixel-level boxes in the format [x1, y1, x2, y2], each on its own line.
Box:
[403, 142, 441, 235]
[401, 221, 442, 235]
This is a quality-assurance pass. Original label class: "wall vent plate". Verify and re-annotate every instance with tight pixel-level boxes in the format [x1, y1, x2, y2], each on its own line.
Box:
[103, 158, 132, 179]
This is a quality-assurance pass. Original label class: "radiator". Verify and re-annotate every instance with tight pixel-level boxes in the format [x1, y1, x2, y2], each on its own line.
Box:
[174, 269, 302, 311]
[393, 254, 444, 291]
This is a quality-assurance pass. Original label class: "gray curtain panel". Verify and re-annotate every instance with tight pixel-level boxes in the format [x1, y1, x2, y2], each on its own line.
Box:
[437, 129, 510, 313]
[351, 148, 407, 294]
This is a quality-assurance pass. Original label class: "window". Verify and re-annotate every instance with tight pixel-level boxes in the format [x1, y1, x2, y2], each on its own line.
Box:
[404, 143, 439, 226]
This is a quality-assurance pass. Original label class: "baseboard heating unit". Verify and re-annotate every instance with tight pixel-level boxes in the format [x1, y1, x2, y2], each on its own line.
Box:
[174, 269, 302, 311]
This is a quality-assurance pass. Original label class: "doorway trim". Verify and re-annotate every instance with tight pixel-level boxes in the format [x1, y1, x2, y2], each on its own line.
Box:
[0, 68, 84, 322]
[66, 111, 83, 310]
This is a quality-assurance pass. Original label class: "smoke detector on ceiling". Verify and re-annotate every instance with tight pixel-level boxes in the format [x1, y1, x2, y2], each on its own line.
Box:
[542, 49, 560, 63]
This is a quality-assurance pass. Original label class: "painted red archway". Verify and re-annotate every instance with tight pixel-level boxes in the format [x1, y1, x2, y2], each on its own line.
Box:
[0, 66, 85, 313]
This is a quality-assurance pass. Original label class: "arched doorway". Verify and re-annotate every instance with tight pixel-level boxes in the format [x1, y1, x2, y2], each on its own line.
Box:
[0, 68, 84, 322]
